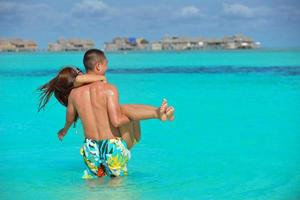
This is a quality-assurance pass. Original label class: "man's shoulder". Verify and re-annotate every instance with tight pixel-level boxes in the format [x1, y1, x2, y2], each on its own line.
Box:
[106, 83, 117, 90]
[70, 82, 117, 96]
[69, 87, 79, 98]
[91, 81, 116, 90]
[69, 85, 88, 97]
[95, 83, 118, 97]
[86, 82, 118, 96]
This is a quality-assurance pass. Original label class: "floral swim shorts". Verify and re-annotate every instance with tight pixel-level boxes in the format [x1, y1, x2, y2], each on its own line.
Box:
[80, 137, 131, 179]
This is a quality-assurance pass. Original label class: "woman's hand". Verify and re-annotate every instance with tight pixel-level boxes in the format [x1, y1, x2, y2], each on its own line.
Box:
[57, 128, 66, 141]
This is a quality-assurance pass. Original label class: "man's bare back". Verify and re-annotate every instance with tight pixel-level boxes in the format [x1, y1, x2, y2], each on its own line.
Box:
[69, 81, 123, 140]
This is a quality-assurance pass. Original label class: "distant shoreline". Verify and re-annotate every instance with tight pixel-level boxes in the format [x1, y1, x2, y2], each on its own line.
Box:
[1, 47, 300, 54]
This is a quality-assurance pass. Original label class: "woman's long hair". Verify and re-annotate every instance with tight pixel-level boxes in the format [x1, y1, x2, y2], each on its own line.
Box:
[37, 67, 82, 122]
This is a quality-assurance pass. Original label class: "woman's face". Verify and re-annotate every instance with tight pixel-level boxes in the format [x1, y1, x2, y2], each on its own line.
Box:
[54, 67, 83, 106]
[74, 67, 83, 75]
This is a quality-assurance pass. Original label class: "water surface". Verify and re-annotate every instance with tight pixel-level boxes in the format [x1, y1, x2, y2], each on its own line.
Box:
[0, 50, 300, 200]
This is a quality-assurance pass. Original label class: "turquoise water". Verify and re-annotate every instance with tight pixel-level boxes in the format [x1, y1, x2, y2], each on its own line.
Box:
[0, 50, 300, 200]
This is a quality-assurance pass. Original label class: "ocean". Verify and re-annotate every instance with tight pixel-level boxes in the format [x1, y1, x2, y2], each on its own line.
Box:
[0, 49, 300, 200]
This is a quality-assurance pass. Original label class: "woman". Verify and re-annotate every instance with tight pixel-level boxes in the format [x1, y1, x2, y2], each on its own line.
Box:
[37, 66, 174, 149]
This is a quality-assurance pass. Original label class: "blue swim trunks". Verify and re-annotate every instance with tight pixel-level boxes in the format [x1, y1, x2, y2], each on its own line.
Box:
[80, 137, 131, 179]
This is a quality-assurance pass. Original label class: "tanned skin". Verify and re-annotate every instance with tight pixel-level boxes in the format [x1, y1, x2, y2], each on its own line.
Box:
[58, 55, 175, 144]
[61, 58, 132, 140]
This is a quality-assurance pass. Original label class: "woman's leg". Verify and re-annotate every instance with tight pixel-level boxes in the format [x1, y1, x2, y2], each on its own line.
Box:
[119, 103, 163, 149]
[119, 120, 141, 149]
[120, 99, 168, 121]
[119, 99, 174, 149]
[132, 120, 141, 142]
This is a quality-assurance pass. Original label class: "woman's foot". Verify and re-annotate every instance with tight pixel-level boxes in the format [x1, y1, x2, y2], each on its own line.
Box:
[159, 99, 168, 121]
[166, 106, 175, 121]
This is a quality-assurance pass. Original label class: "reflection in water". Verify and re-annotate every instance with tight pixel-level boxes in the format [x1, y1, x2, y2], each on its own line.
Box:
[85, 176, 124, 188]
[83, 176, 140, 200]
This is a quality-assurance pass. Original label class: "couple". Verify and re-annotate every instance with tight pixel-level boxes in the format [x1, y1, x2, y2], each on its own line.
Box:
[38, 49, 175, 179]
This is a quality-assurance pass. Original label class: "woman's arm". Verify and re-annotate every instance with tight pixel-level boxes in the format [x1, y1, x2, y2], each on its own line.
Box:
[57, 96, 77, 141]
[73, 74, 107, 87]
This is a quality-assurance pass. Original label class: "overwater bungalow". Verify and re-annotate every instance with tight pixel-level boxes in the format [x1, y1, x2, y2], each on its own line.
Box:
[151, 41, 163, 51]
[161, 36, 190, 50]
[206, 38, 224, 49]
[104, 34, 260, 52]
[222, 34, 260, 49]
[0, 38, 37, 52]
[104, 37, 149, 51]
[48, 38, 94, 52]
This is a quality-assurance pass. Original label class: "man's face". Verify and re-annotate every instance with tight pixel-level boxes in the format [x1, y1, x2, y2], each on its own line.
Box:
[101, 59, 108, 74]
[94, 59, 108, 75]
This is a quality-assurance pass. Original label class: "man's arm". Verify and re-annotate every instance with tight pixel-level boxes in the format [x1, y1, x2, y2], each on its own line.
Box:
[106, 85, 130, 128]
[57, 95, 77, 140]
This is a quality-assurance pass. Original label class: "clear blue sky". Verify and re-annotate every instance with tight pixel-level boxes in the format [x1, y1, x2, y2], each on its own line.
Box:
[0, 0, 299, 48]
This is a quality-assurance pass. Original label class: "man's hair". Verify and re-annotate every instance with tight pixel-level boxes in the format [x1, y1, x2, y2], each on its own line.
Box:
[83, 49, 107, 71]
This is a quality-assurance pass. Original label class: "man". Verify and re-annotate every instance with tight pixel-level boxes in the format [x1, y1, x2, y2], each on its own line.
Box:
[58, 49, 174, 178]
[65, 49, 132, 178]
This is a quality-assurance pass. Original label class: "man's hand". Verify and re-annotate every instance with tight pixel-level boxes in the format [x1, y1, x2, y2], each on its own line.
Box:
[57, 128, 66, 141]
